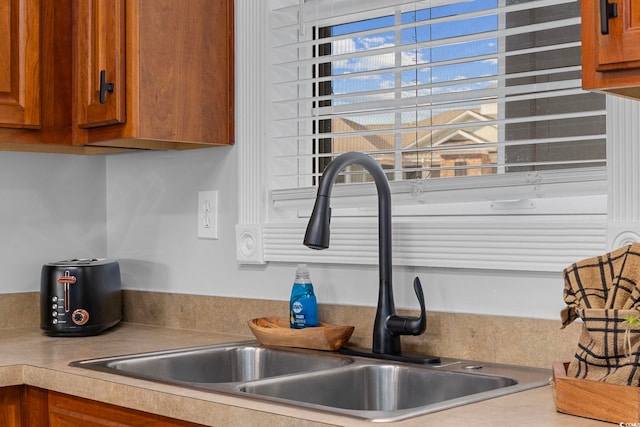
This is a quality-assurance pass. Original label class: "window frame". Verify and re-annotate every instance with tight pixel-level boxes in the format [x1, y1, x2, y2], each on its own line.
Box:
[234, 0, 611, 271]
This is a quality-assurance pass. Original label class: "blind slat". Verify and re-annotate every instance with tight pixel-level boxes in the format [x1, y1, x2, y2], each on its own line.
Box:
[272, 109, 606, 142]
[272, 31, 580, 71]
[272, 134, 606, 161]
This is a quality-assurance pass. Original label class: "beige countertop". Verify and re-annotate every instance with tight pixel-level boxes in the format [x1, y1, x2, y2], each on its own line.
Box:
[0, 323, 611, 427]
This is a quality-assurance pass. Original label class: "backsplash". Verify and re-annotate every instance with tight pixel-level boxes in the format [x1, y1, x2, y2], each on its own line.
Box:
[0, 293, 39, 328]
[121, 290, 579, 369]
[2, 291, 580, 368]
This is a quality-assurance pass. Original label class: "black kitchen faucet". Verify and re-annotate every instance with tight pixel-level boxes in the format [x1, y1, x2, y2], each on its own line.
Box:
[304, 152, 438, 363]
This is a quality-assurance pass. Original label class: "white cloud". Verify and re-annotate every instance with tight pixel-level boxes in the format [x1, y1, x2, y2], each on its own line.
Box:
[333, 51, 427, 75]
[359, 36, 391, 50]
[331, 38, 357, 55]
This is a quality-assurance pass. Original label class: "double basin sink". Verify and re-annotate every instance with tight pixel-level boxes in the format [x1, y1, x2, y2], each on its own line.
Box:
[70, 341, 550, 422]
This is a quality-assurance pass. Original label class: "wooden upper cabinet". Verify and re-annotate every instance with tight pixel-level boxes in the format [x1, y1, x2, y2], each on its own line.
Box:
[0, 0, 41, 129]
[0, 0, 79, 151]
[582, 0, 640, 98]
[74, 0, 126, 128]
[74, 0, 235, 149]
[0, 0, 121, 153]
[595, 0, 640, 69]
[0, 0, 233, 152]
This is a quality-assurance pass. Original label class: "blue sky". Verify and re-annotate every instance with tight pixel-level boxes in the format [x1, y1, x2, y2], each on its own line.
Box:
[325, 0, 499, 110]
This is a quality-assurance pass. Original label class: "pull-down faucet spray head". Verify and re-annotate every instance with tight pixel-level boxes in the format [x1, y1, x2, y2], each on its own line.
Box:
[303, 195, 331, 250]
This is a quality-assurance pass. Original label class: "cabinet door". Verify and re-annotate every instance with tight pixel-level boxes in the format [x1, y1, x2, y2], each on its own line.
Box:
[48, 391, 203, 427]
[24, 386, 49, 427]
[0, 0, 40, 129]
[0, 386, 49, 427]
[74, 0, 126, 128]
[596, 0, 640, 70]
[0, 385, 22, 427]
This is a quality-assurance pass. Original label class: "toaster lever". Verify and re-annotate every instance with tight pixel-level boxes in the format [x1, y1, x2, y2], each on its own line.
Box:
[57, 271, 77, 313]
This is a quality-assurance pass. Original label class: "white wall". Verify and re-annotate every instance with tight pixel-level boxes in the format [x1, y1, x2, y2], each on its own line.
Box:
[0, 147, 563, 319]
[0, 151, 107, 293]
[105, 146, 565, 320]
[0, 147, 565, 319]
[0, 140, 569, 320]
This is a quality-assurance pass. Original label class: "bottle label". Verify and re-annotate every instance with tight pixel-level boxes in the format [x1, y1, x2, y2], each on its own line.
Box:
[290, 296, 318, 328]
[290, 282, 318, 329]
[290, 298, 307, 328]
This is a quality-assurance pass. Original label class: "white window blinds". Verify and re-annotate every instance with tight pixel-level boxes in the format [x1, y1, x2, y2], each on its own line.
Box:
[269, 0, 606, 206]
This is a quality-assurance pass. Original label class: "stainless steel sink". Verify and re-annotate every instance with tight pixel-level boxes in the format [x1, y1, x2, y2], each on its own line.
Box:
[239, 359, 547, 421]
[70, 343, 352, 384]
[241, 364, 515, 411]
[71, 341, 550, 422]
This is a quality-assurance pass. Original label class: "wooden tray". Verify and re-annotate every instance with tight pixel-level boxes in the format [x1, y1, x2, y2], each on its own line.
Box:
[247, 317, 354, 351]
[552, 362, 640, 423]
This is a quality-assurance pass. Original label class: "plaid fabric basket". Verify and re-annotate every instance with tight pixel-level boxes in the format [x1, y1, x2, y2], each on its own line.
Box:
[562, 243, 640, 385]
[568, 308, 640, 385]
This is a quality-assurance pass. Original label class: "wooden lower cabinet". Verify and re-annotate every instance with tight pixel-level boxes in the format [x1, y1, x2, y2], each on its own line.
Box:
[48, 391, 204, 426]
[1, 386, 204, 427]
[0, 386, 48, 427]
[0, 386, 22, 427]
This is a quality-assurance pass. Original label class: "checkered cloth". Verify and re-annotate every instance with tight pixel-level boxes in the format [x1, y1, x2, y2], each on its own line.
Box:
[562, 243, 640, 385]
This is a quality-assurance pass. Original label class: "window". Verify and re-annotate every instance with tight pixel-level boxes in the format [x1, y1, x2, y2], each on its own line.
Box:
[270, 0, 606, 209]
[233, 0, 609, 271]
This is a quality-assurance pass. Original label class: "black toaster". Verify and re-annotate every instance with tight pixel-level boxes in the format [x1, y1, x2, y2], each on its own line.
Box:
[40, 259, 122, 336]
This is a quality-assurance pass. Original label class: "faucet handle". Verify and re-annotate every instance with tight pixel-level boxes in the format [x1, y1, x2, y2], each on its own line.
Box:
[386, 277, 427, 336]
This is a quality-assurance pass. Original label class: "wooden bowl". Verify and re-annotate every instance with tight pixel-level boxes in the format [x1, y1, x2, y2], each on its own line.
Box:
[247, 317, 354, 351]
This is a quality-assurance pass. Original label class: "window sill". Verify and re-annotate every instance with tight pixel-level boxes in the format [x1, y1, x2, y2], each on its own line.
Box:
[237, 214, 607, 272]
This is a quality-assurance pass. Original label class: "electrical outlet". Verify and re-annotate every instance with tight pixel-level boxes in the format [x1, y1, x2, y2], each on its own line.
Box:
[197, 190, 218, 239]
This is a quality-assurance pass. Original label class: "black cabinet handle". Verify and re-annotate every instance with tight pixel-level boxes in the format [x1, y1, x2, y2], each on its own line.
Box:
[600, 0, 618, 35]
[99, 70, 115, 104]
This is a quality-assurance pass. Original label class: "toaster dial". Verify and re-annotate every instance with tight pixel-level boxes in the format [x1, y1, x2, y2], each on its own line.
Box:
[72, 309, 90, 326]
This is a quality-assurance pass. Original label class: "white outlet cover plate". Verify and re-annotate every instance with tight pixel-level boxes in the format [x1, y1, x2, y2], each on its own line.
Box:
[198, 190, 218, 239]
